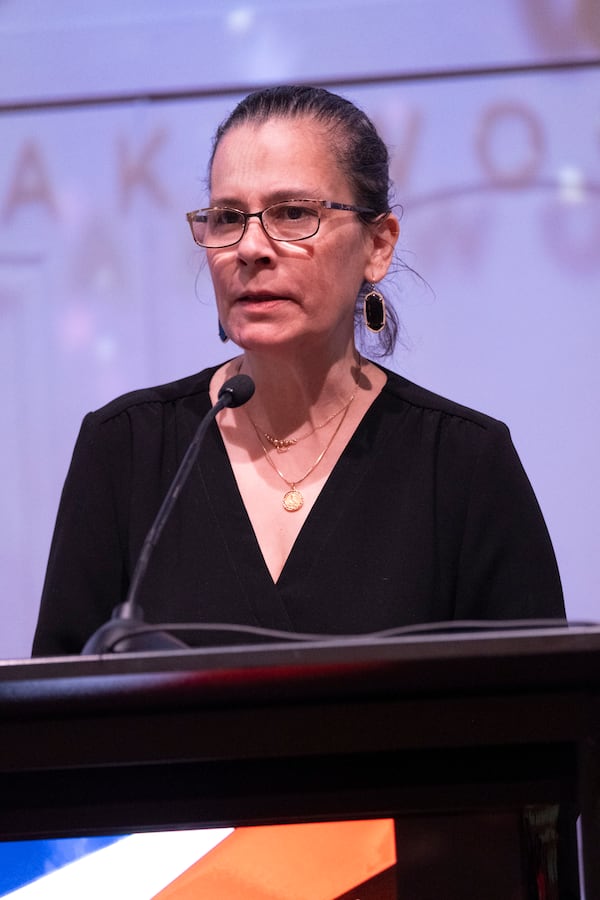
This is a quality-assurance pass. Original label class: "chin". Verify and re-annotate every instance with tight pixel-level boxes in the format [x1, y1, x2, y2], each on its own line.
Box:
[230, 323, 300, 351]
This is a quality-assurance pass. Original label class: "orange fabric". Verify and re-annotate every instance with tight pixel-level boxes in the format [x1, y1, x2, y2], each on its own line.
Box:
[153, 819, 396, 900]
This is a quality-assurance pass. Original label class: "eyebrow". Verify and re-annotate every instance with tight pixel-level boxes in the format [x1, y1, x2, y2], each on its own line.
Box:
[209, 189, 323, 208]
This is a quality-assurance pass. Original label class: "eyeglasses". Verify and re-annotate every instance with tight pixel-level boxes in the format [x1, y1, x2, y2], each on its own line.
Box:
[185, 199, 378, 248]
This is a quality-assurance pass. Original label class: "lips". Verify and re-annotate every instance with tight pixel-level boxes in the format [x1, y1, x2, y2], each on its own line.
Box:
[237, 292, 287, 303]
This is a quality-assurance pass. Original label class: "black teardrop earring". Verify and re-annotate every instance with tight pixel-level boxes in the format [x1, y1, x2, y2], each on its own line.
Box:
[218, 319, 229, 343]
[363, 284, 386, 333]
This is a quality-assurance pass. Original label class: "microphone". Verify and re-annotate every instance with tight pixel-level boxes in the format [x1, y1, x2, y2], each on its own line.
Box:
[218, 373, 255, 408]
[82, 373, 255, 654]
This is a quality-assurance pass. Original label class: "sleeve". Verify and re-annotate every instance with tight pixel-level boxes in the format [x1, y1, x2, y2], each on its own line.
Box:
[453, 419, 565, 622]
[31, 412, 132, 656]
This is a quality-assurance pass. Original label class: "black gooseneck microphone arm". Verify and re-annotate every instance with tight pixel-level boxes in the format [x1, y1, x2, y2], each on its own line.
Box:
[81, 373, 255, 654]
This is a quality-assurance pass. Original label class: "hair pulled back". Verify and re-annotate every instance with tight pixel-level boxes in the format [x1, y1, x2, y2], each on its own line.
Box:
[209, 85, 400, 355]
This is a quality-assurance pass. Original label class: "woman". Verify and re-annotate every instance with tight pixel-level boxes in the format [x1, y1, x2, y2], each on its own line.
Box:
[32, 85, 564, 656]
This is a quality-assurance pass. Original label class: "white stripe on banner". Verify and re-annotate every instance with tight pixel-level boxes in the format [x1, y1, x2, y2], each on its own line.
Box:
[1, 828, 233, 899]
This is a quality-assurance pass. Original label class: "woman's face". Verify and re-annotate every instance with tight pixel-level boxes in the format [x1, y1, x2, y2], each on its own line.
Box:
[206, 117, 397, 357]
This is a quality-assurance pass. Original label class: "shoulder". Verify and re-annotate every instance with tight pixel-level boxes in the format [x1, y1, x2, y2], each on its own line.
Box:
[379, 365, 509, 438]
[70, 365, 223, 466]
[86, 365, 219, 426]
[375, 367, 547, 535]
[372, 365, 519, 478]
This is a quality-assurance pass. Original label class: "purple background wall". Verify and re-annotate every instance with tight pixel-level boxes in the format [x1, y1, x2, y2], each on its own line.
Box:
[1, 0, 599, 657]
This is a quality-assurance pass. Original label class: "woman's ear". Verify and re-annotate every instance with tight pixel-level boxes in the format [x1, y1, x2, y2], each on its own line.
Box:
[367, 213, 400, 282]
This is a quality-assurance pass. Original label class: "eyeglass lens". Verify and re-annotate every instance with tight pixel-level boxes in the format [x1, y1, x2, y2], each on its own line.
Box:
[190, 201, 321, 247]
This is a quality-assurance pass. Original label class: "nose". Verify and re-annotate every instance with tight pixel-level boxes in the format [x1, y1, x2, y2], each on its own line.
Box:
[236, 215, 274, 265]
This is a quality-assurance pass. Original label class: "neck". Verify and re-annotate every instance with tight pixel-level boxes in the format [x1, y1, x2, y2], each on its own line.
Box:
[238, 347, 364, 437]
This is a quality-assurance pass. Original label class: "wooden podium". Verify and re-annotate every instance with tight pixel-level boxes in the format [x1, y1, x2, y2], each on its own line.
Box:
[1, 625, 599, 898]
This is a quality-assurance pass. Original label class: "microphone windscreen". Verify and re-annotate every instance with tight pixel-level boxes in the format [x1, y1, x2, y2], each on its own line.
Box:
[218, 373, 255, 408]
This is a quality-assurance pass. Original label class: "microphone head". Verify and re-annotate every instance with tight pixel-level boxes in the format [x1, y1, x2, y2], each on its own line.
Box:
[218, 373, 255, 408]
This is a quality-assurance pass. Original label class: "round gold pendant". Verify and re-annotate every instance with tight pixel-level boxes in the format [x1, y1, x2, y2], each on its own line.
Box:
[283, 489, 304, 512]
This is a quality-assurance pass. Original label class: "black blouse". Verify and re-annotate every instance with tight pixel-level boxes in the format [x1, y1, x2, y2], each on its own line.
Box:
[32, 364, 564, 656]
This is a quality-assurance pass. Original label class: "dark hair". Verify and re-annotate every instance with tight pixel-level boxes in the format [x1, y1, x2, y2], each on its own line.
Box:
[209, 85, 400, 355]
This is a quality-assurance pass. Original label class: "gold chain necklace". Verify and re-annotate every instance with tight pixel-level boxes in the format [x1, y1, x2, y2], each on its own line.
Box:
[251, 396, 355, 511]
[249, 356, 362, 453]
[262, 405, 345, 452]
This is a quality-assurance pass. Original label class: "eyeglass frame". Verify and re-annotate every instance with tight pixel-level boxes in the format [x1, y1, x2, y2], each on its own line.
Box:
[185, 198, 382, 249]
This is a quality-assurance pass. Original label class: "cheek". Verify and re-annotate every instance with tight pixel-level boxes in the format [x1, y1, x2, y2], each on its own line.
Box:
[206, 252, 229, 294]
[206, 250, 219, 278]
[324, 236, 369, 288]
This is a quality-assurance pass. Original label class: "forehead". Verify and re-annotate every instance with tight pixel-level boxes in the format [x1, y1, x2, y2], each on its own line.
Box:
[209, 117, 351, 203]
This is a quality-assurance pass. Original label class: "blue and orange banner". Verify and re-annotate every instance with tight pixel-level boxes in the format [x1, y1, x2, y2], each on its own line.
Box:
[0, 820, 396, 899]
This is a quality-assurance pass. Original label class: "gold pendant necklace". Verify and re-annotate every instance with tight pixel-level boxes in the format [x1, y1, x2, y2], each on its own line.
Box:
[251, 395, 355, 511]
[282, 488, 305, 512]
[242, 355, 362, 511]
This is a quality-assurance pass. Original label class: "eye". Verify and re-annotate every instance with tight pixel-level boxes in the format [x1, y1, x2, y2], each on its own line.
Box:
[285, 204, 309, 221]
[273, 203, 318, 222]
[210, 208, 244, 228]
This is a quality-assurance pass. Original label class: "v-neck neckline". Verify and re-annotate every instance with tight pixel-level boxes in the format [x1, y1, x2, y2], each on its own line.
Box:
[197, 377, 398, 595]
